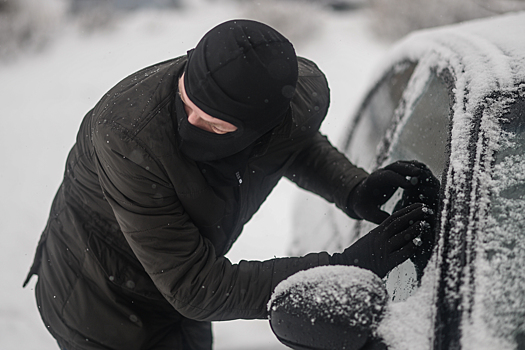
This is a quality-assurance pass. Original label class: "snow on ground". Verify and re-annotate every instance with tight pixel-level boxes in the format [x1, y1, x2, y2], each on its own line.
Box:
[0, 2, 388, 349]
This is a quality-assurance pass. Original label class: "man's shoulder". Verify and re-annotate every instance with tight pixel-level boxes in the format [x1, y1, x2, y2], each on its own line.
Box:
[90, 56, 185, 136]
[288, 57, 330, 137]
[297, 56, 326, 78]
[88, 57, 187, 165]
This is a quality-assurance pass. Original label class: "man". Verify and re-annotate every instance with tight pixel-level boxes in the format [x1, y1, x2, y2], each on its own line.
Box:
[24, 19, 437, 350]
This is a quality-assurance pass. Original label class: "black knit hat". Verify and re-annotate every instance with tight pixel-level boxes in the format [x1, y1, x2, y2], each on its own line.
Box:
[183, 19, 298, 138]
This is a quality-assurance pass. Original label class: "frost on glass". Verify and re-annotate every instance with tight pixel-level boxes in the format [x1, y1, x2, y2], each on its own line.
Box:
[476, 95, 525, 348]
[345, 62, 416, 172]
[382, 69, 451, 302]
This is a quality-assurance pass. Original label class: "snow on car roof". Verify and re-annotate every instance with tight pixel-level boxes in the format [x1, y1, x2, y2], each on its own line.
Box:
[378, 11, 525, 101]
[367, 11, 525, 188]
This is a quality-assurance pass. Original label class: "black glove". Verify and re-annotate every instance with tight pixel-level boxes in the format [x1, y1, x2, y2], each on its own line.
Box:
[394, 161, 440, 213]
[330, 203, 434, 278]
[391, 162, 440, 278]
[348, 160, 438, 224]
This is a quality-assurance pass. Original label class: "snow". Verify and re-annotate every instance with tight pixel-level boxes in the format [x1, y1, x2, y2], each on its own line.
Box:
[376, 259, 439, 350]
[291, 10, 525, 350]
[373, 13, 525, 350]
[463, 91, 525, 349]
[0, 2, 389, 350]
[269, 266, 387, 330]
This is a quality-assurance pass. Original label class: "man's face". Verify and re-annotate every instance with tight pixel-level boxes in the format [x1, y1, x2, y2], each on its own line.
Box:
[178, 74, 238, 135]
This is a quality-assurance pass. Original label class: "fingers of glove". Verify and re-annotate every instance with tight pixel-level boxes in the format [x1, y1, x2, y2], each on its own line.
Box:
[423, 169, 440, 186]
[382, 203, 425, 226]
[406, 160, 434, 173]
[382, 204, 433, 238]
[368, 169, 413, 190]
[395, 160, 434, 174]
[386, 241, 419, 272]
[386, 220, 426, 253]
[384, 160, 440, 189]
[383, 160, 428, 178]
[402, 187, 439, 208]
[417, 221, 436, 252]
[360, 207, 390, 225]
[413, 163, 441, 188]
[406, 183, 440, 198]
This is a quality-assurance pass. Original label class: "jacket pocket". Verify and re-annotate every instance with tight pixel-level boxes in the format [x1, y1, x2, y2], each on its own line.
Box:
[86, 227, 167, 302]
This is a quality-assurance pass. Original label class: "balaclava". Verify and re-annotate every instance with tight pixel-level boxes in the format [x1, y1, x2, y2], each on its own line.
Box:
[177, 19, 299, 164]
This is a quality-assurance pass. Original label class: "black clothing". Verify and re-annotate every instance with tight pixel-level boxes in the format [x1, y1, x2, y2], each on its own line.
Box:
[329, 203, 431, 278]
[183, 20, 298, 159]
[24, 55, 367, 350]
[174, 89, 254, 186]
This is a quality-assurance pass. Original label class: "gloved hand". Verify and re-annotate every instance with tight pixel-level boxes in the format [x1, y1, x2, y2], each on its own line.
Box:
[330, 203, 434, 278]
[394, 161, 440, 213]
[391, 162, 440, 278]
[348, 160, 439, 224]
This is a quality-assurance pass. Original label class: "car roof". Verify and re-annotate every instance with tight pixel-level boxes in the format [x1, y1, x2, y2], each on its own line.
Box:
[361, 11, 525, 189]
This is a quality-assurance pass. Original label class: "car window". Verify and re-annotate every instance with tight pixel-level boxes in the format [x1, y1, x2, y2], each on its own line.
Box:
[388, 71, 451, 179]
[481, 95, 525, 347]
[344, 62, 416, 172]
[382, 70, 453, 302]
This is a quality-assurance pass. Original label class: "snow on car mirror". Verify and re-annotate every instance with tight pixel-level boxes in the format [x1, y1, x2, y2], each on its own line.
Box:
[269, 266, 388, 350]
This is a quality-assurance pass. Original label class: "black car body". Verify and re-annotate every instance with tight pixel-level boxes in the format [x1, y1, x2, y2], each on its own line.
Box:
[287, 11, 525, 350]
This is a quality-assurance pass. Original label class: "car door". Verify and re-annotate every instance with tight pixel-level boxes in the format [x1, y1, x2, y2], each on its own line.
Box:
[451, 93, 525, 350]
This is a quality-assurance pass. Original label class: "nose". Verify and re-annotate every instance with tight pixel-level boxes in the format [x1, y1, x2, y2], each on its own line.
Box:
[187, 111, 203, 128]
[187, 110, 198, 125]
[187, 111, 213, 133]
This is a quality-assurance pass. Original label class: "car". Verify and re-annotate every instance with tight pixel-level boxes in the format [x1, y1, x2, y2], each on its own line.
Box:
[270, 11, 525, 350]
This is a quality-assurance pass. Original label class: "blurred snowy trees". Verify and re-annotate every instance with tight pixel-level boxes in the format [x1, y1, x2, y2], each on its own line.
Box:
[0, 0, 182, 61]
[235, 0, 525, 46]
[237, 0, 328, 48]
[369, 0, 525, 41]
[69, 0, 182, 32]
[0, 0, 67, 61]
[2, 0, 525, 61]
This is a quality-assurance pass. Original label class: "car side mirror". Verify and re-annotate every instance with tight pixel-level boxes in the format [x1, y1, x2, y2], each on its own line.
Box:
[269, 266, 389, 350]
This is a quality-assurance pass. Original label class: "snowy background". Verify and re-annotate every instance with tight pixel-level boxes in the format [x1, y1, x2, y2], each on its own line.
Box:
[1, 1, 392, 349]
[4, 0, 525, 349]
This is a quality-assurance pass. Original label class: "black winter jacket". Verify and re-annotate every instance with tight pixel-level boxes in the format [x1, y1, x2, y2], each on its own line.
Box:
[25, 56, 367, 350]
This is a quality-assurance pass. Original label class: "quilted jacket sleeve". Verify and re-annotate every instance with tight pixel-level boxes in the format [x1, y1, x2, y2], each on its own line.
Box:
[285, 132, 368, 218]
[92, 122, 331, 322]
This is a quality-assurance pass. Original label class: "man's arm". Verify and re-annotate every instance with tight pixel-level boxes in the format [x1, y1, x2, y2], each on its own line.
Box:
[284, 132, 368, 219]
[92, 123, 332, 322]
[282, 57, 368, 218]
